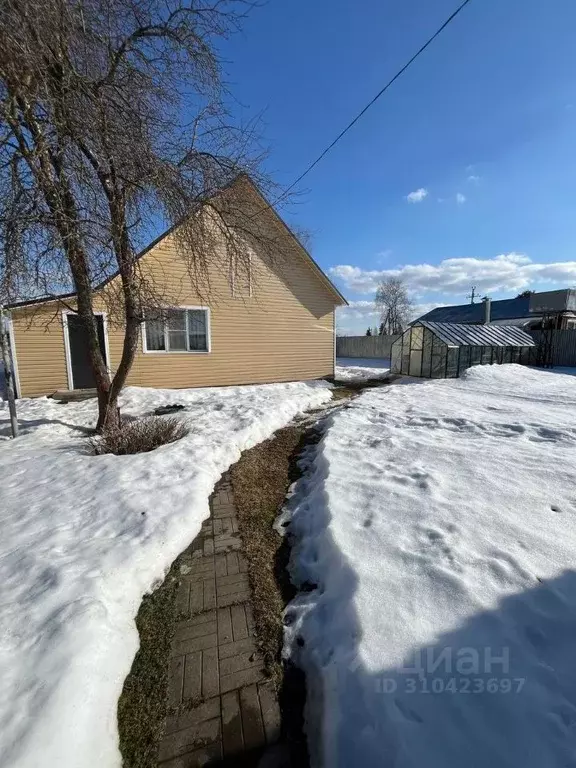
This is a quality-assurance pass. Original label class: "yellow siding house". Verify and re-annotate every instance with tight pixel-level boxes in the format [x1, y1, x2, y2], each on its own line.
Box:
[7, 177, 347, 398]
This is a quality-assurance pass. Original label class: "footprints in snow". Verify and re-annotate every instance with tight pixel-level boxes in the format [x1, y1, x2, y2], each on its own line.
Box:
[388, 468, 435, 493]
[416, 524, 460, 570]
[409, 523, 539, 585]
[406, 415, 576, 444]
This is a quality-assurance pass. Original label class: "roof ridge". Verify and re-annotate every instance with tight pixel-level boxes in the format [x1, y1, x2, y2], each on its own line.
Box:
[7, 174, 347, 309]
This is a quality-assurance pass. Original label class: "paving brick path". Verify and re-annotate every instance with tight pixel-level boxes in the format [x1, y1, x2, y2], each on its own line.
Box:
[158, 473, 282, 767]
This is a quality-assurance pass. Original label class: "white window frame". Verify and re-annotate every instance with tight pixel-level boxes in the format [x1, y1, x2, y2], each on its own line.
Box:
[142, 306, 211, 354]
[62, 310, 112, 390]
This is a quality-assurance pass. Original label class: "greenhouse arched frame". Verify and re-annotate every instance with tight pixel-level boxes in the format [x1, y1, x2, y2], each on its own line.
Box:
[390, 321, 536, 379]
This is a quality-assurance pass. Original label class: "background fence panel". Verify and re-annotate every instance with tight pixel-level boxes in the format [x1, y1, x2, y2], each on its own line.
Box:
[336, 335, 400, 359]
[530, 330, 576, 367]
[338, 330, 576, 366]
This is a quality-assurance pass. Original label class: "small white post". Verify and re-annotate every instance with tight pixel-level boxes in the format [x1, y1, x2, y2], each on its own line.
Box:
[0, 305, 19, 438]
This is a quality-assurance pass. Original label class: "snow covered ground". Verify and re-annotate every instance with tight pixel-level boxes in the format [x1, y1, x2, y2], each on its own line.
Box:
[283, 365, 576, 767]
[0, 381, 332, 768]
[335, 357, 390, 383]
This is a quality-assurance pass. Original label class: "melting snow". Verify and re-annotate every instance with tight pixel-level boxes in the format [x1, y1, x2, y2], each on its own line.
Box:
[335, 357, 390, 383]
[284, 365, 576, 767]
[0, 381, 332, 768]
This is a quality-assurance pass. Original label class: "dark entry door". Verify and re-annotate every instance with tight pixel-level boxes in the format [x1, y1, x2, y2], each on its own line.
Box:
[67, 314, 107, 389]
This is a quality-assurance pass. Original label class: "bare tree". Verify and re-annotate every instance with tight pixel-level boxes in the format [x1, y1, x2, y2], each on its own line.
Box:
[0, 0, 283, 432]
[375, 277, 412, 334]
[289, 223, 314, 252]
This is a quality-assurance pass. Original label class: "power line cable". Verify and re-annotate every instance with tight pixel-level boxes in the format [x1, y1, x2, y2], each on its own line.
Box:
[259, 0, 473, 213]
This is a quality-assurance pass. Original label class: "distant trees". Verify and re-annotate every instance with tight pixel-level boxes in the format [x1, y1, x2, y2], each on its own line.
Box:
[516, 290, 534, 298]
[375, 277, 412, 334]
[365, 328, 372, 336]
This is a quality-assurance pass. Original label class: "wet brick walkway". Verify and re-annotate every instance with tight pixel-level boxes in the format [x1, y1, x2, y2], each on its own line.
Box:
[157, 472, 282, 767]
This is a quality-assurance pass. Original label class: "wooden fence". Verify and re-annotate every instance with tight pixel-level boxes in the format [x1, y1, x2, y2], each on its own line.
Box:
[337, 330, 576, 366]
[530, 330, 576, 367]
[336, 334, 400, 359]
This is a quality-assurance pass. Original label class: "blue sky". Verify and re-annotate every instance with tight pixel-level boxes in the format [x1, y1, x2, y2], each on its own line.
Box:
[221, 0, 576, 333]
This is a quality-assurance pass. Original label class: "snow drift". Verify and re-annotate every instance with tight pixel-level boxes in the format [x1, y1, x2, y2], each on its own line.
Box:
[334, 357, 390, 383]
[0, 381, 332, 768]
[283, 365, 576, 768]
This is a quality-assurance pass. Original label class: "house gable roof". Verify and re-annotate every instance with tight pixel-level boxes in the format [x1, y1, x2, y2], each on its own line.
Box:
[7, 175, 347, 309]
[235, 175, 347, 306]
[417, 296, 531, 324]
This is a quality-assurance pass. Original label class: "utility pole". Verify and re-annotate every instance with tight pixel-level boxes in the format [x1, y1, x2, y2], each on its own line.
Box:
[0, 305, 18, 438]
[466, 286, 477, 305]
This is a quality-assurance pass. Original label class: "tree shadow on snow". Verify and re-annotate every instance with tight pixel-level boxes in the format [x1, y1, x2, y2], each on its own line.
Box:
[0, 411, 143, 440]
[534, 367, 576, 378]
[0, 416, 95, 438]
[289, 509, 576, 768]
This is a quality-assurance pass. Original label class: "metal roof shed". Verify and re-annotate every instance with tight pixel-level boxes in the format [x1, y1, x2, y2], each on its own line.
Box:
[391, 321, 536, 379]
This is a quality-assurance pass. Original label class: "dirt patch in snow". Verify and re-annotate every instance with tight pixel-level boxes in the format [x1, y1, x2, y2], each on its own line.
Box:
[229, 386, 368, 764]
[114, 382, 374, 768]
[230, 426, 306, 681]
[230, 424, 317, 765]
[117, 559, 181, 768]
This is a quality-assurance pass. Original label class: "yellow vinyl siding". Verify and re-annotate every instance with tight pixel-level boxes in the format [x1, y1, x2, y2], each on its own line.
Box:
[10, 185, 341, 397]
[119, 227, 335, 389]
[11, 305, 69, 397]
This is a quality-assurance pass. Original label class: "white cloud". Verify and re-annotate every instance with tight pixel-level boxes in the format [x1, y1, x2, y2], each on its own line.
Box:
[406, 188, 428, 203]
[467, 174, 481, 184]
[456, 192, 466, 204]
[335, 300, 380, 334]
[337, 300, 380, 321]
[330, 253, 576, 297]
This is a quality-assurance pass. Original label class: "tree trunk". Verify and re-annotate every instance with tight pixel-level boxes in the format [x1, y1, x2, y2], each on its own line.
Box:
[65, 238, 117, 432]
[77, 301, 117, 433]
[5, 89, 142, 433]
[96, 311, 141, 433]
[96, 387, 119, 432]
[92, 191, 141, 432]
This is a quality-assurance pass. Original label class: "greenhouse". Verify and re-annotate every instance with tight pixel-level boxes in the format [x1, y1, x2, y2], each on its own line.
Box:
[391, 320, 536, 379]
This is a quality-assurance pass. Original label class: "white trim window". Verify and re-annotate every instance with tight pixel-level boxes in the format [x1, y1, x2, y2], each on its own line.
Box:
[143, 307, 210, 353]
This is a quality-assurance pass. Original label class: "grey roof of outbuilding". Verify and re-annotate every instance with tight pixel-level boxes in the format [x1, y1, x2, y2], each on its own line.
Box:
[416, 321, 536, 348]
[416, 296, 531, 323]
